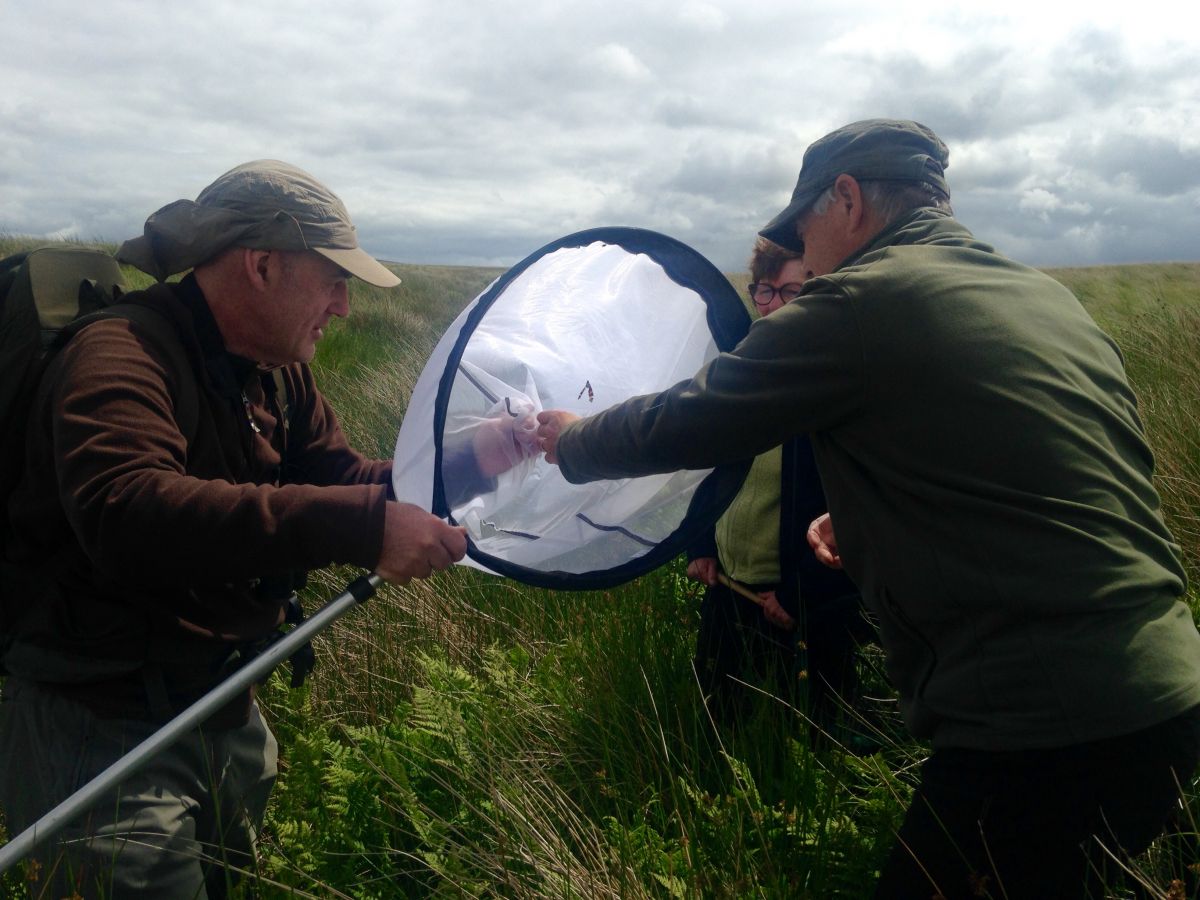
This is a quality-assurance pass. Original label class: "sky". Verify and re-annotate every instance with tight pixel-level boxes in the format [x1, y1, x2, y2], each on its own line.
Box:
[3, 0, 1198, 273]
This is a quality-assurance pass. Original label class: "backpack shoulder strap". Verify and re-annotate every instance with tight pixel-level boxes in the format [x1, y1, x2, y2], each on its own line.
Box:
[266, 367, 292, 460]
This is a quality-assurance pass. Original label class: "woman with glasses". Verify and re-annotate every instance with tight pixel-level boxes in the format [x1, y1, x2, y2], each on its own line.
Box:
[687, 238, 872, 741]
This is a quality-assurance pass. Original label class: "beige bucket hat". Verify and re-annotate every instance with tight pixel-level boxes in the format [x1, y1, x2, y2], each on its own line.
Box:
[118, 159, 401, 288]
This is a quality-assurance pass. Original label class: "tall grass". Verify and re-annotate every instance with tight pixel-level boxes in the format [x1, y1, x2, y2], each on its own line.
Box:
[254, 265, 916, 897]
[2, 235, 1199, 897]
[1051, 263, 1200, 587]
[252, 260, 1200, 897]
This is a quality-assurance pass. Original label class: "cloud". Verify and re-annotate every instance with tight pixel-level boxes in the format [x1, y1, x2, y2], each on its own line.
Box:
[1077, 134, 1200, 196]
[1018, 188, 1093, 220]
[584, 44, 653, 82]
[1, 0, 1197, 272]
[677, 3, 729, 32]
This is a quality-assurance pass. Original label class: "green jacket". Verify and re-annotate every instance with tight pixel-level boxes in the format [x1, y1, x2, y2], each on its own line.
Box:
[559, 209, 1200, 750]
[713, 446, 782, 585]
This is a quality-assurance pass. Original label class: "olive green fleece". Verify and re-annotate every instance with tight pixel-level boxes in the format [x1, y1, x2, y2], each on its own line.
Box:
[558, 209, 1200, 751]
[714, 446, 781, 585]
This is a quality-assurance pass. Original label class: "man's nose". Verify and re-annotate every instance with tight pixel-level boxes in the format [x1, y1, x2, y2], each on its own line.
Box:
[331, 282, 350, 317]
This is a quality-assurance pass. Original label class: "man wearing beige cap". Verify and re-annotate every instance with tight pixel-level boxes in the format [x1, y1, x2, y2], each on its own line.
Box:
[538, 120, 1200, 897]
[0, 160, 467, 897]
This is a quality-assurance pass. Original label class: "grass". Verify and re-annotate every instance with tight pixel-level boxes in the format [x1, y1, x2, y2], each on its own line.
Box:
[258, 257, 1200, 897]
[1045, 262, 1200, 321]
[3, 233, 1200, 897]
[1050, 263, 1200, 589]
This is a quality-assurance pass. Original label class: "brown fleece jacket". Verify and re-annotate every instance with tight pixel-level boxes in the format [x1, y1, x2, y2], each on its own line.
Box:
[3, 274, 390, 724]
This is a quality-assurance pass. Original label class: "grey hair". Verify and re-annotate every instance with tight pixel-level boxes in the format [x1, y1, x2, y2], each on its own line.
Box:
[808, 184, 841, 217]
[808, 178, 953, 222]
[862, 179, 953, 220]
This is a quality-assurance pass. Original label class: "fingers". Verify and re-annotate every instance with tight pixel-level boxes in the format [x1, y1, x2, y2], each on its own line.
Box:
[535, 410, 580, 465]
[423, 523, 467, 574]
[686, 557, 719, 585]
[805, 513, 828, 552]
[807, 512, 843, 570]
[512, 410, 540, 455]
[449, 523, 468, 554]
[472, 417, 526, 477]
[758, 590, 796, 630]
[378, 502, 468, 584]
[535, 411, 561, 464]
[440, 525, 468, 567]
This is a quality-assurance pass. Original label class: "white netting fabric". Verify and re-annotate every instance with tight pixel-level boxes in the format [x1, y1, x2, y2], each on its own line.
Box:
[393, 236, 734, 583]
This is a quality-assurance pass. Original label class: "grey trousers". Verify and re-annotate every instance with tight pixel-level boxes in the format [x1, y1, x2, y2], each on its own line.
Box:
[0, 677, 278, 899]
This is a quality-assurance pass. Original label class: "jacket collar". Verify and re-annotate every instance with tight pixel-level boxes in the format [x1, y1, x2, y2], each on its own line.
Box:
[839, 208, 989, 271]
[177, 273, 260, 396]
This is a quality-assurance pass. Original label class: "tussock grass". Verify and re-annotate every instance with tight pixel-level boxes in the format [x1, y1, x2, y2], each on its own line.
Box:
[4, 235, 1200, 897]
[256, 258, 1200, 898]
[1047, 262, 1200, 321]
[1051, 264, 1200, 589]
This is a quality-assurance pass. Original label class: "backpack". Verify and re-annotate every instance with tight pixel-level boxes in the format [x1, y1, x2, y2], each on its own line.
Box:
[0, 246, 199, 672]
[0, 246, 309, 688]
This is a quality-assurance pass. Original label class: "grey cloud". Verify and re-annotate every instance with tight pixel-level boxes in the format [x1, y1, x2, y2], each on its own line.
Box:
[1056, 28, 1139, 105]
[848, 53, 1081, 142]
[1, 1, 1196, 277]
[950, 146, 1034, 193]
[659, 141, 793, 204]
[1068, 134, 1200, 196]
[955, 183, 1200, 268]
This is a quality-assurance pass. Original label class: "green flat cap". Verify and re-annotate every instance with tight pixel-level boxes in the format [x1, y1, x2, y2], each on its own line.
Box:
[118, 160, 401, 287]
[759, 119, 949, 252]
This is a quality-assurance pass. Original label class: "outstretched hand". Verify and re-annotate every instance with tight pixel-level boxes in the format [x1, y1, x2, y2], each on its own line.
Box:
[536, 410, 581, 465]
[472, 404, 540, 477]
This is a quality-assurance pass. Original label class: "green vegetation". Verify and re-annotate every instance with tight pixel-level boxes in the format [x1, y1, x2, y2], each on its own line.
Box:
[2, 233, 1199, 897]
[261, 258, 1200, 898]
[1051, 264, 1200, 592]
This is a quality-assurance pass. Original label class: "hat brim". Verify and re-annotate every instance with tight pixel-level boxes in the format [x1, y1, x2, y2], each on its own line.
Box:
[757, 190, 820, 253]
[315, 246, 401, 288]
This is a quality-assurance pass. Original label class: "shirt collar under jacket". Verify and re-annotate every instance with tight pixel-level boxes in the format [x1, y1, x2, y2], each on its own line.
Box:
[177, 273, 261, 398]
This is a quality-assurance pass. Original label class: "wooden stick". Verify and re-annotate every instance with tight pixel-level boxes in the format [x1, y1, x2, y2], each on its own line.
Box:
[716, 574, 802, 643]
[716, 573, 766, 607]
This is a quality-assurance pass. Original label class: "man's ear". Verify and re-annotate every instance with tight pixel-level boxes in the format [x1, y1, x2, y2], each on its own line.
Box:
[241, 248, 274, 292]
[832, 174, 870, 236]
[833, 174, 862, 215]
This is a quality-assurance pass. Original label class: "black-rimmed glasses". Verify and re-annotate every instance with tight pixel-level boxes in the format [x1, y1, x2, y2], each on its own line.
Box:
[747, 282, 805, 308]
